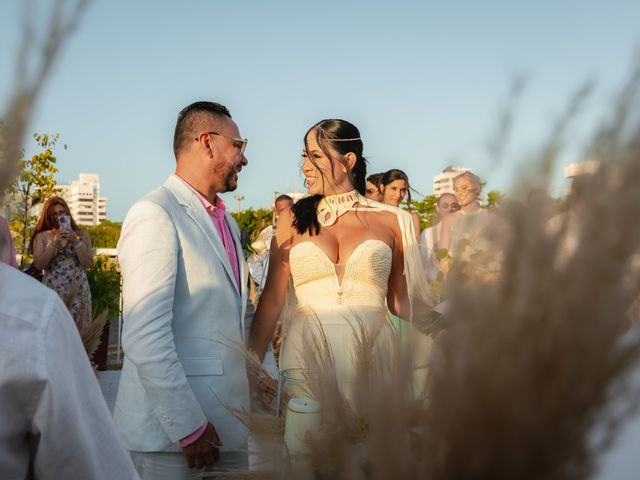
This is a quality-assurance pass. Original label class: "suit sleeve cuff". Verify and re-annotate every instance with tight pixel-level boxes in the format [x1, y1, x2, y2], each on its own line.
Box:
[179, 421, 208, 447]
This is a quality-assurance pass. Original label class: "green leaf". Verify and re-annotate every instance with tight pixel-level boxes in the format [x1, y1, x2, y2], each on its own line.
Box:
[436, 248, 450, 260]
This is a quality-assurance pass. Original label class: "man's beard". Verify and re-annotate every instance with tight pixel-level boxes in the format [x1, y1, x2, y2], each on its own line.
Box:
[222, 167, 238, 193]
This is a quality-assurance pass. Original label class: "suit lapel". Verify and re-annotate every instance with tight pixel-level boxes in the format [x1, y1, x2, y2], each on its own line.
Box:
[164, 175, 239, 294]
[226, 211, 247, 339]
[225, 211, 246, 290]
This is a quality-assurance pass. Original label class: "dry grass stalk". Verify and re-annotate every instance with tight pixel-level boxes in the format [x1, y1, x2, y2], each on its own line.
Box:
[422, 65, 640, 479]
[0, 0, 91, 197]
[233, 64, 640, 480]
[64, 282, 107, 367]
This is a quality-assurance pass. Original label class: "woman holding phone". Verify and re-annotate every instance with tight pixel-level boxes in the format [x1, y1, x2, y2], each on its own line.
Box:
[30, 196, 93, 326]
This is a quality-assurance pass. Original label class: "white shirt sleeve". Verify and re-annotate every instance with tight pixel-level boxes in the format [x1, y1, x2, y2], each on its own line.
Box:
[30, 298, 139, 479]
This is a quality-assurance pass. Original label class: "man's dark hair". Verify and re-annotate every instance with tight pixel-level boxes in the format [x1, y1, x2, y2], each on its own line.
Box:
[173, 101, 231, 158]
[275, 194, 293, 204]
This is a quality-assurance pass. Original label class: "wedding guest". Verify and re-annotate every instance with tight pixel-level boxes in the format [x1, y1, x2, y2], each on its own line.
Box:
[247, 195, 293, 377]
[546, 174, 589, 264]
[365, 172, 383, 201]
[248, 194, 293, 296]
[420, 193, 459, 280]
[30, 196, 93, 326]
[381, 169, 421, 237]
[439, 171, 491, 274]
[0, 215, 17, 267]
[0, 262, 138, 479]
[115, 101, 250, 478]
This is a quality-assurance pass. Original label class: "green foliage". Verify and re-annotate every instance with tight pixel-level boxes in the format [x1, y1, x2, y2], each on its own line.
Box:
[400, 190, 506, 229]
[87, 220, 122, 248]
[231, 208, 273, 254]
[486, 190, 504, 210]
[87, 256, 121, 322]
[409, 194, 439, 229]
[7, 132, 64, 267]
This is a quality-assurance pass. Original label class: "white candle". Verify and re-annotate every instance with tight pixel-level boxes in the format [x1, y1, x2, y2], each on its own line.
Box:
[284, 398, 320, 455]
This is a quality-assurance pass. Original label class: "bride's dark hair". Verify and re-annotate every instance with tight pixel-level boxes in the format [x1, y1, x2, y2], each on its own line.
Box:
[292, 119, 367, 236]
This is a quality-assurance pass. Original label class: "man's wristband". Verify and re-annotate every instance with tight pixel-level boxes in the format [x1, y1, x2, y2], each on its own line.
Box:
[73, 241, 83, 250]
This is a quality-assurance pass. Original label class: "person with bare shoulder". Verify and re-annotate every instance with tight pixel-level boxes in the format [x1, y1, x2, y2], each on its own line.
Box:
[248, 119, 431, 393]
[30, 196, 93, 325]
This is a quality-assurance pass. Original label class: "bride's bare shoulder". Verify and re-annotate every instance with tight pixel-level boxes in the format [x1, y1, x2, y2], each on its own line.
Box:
[358, 206, 402, 234]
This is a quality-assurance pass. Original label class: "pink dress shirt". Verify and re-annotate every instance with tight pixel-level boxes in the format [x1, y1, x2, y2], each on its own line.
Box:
[176, 176, 241, 446]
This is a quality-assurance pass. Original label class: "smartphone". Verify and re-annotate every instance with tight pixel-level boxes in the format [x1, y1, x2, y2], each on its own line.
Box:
[58, 214, 71, 229]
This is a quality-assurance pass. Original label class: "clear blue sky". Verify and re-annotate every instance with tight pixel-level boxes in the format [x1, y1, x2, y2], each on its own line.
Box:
[1, 0, 639, 221]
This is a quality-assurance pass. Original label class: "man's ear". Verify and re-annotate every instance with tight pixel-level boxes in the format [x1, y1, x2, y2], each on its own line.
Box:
[343, 152, 357, 172]
[195, 132, 215, 158]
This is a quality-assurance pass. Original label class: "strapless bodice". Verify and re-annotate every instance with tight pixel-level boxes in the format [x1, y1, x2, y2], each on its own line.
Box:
[289, 239, 392, 308]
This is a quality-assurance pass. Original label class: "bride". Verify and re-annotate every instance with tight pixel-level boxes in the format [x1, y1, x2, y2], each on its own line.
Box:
[248, 119, 432, 388]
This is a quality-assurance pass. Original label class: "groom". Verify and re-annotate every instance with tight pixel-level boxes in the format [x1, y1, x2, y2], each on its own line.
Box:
[115, 101, 250, 478]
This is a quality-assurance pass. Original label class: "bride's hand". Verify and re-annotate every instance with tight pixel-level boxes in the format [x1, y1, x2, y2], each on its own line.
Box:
[439, 258, 450, 275]
[246, 363, 276, 413]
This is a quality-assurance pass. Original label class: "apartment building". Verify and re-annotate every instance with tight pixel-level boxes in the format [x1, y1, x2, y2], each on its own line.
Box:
[58, 173, 108, 226]
[432, 166, 472, 196]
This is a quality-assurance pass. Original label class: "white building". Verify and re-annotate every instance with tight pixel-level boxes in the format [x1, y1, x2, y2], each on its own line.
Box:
[59, 173, 108, 226]
[564, 160, 599, 179]
[432, 166, 472, 196]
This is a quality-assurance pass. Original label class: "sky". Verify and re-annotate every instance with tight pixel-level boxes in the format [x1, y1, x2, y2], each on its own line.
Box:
[1, 0, 639, 221]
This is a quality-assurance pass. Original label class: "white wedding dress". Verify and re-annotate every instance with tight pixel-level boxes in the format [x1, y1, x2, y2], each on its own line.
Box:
[278, 192, 433, 390]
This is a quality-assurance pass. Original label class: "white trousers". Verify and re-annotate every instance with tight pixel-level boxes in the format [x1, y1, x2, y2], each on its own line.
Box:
[131, 449, 248, 480]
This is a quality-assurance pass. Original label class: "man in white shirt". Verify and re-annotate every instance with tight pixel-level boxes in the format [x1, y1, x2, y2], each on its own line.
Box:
[420, 193, 459, 280]
[248, 194, 293, 297]
[0, 262, 139, 479]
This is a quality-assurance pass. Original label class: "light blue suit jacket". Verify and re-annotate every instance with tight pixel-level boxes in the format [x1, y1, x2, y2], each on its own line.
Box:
[114, 175, 250, 452]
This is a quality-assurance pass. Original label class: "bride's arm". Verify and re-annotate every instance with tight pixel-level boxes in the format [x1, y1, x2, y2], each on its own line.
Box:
[387, 223, 411, 319]
[248, 208, 294, 362]
[387, 217, 432, 320]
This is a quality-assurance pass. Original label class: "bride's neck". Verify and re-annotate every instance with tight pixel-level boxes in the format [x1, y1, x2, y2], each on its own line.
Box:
[321, 177, 357, 196]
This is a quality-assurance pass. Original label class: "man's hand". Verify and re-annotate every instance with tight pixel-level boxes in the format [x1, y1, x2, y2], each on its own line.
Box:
[181, 423, 222, 469]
